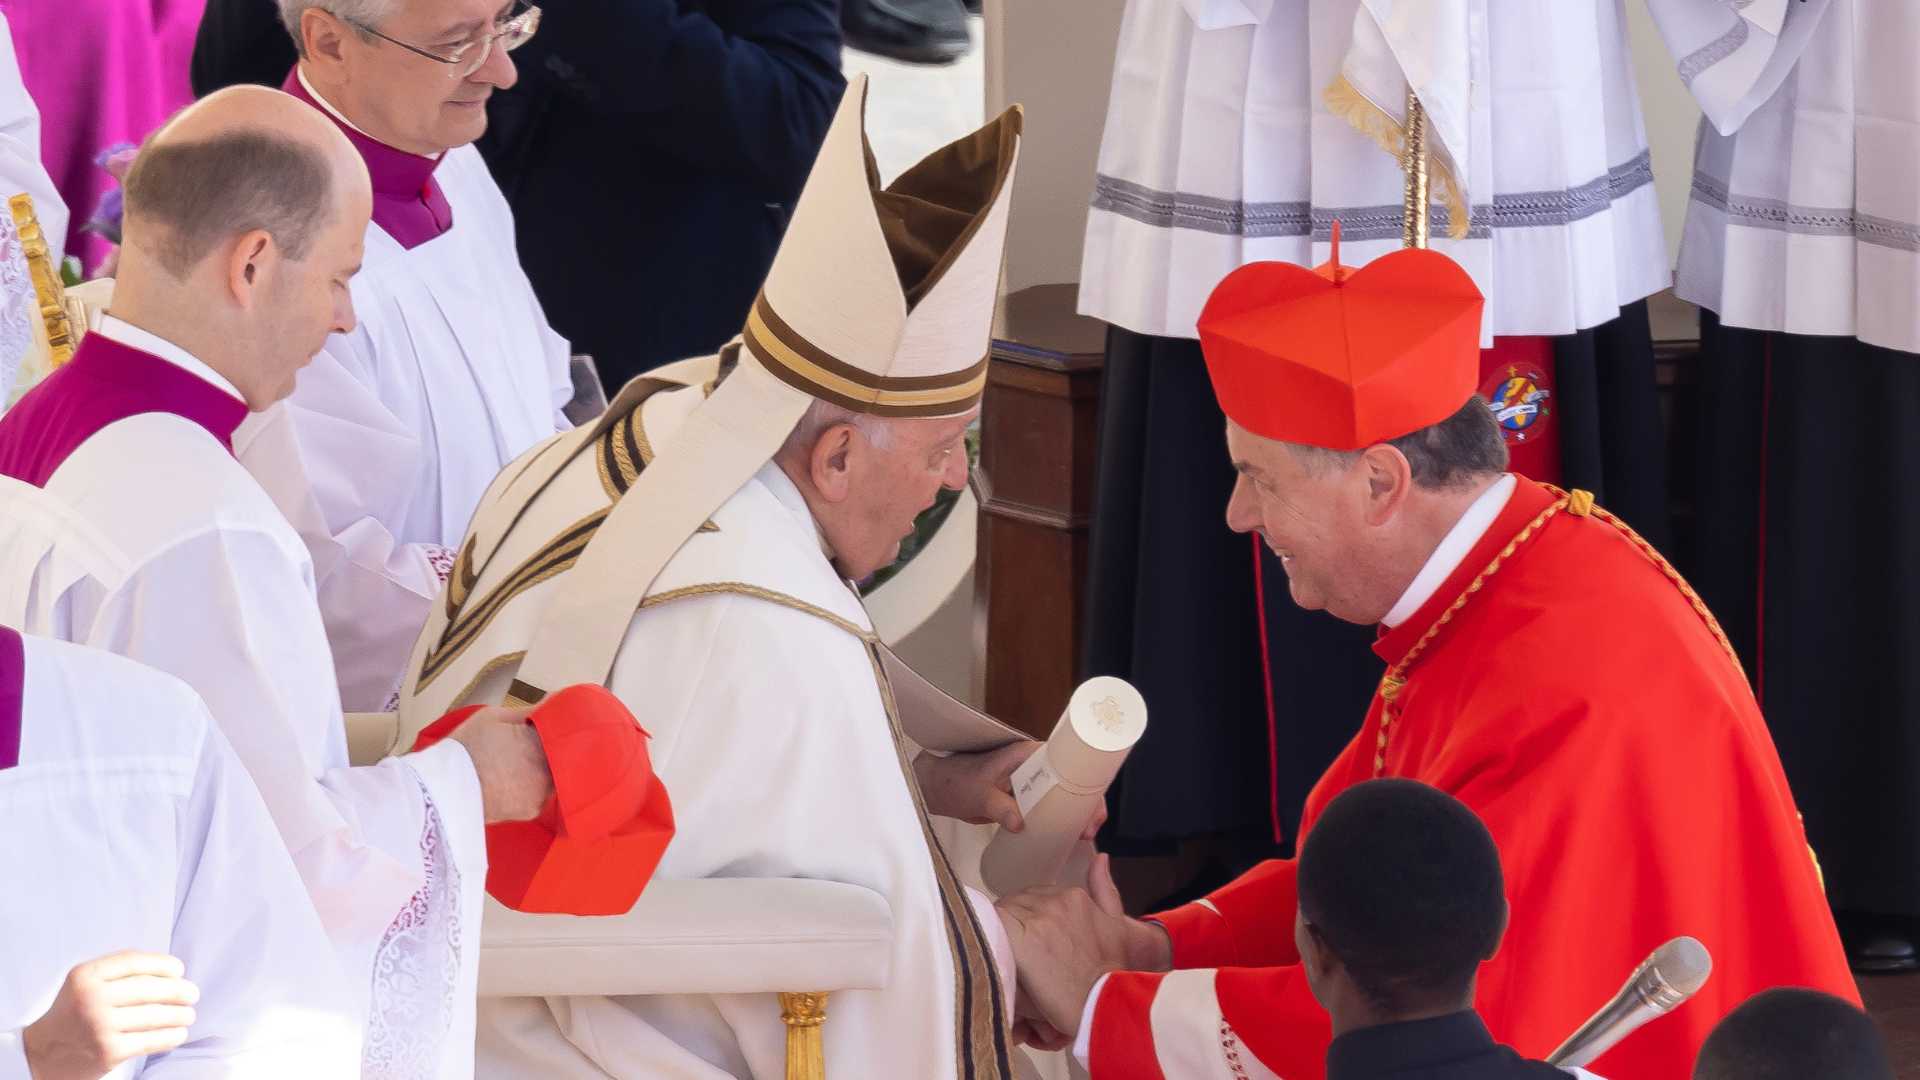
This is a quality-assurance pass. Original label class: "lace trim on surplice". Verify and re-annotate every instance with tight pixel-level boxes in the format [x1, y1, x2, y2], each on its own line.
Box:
[362, 783, 464, 1078]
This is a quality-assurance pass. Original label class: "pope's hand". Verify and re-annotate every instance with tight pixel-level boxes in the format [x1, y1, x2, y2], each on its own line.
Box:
[449, 705, 554, 824]
[913, 741, 1042, 832]
[23, 951, 198, 1080]
[996, 853, 1172, 1037]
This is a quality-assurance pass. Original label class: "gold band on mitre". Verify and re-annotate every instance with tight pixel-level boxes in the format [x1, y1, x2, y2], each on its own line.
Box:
[744, 294, 988, 419]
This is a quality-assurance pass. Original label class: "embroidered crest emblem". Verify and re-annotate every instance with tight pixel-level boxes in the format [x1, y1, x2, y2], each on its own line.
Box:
[1092, 696, 1127, 733]
[1481, 364, 1553, 445]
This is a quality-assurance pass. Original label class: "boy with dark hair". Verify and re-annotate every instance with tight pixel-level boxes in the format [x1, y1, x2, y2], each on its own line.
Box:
[1298, 779, 1599, 1079]
[1693, 988, 1891, 1080]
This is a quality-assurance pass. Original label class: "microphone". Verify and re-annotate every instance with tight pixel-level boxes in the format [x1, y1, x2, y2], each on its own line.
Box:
[1545, 936, 1712, 1068]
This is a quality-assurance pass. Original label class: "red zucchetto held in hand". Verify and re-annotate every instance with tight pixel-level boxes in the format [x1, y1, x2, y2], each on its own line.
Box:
[413, 684, 675, 916]
[1196, 221, 1486, 451]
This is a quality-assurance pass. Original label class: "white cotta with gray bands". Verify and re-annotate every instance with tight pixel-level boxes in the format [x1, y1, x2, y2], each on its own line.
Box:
[1668, 0, 1920, 353]
[1078, 0, 1671, 343]
[1091, 151, 1656, 242]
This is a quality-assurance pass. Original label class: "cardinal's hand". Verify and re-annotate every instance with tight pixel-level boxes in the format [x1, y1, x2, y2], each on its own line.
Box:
[996, 854, 1171, 1037]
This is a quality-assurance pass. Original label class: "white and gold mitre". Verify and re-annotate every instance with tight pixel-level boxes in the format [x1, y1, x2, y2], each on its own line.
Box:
[741, 72, 1021, 419]
[394, 76, 1027, 715]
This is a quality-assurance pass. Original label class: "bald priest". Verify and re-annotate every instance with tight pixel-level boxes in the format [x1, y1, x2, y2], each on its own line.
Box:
[0, 87, 556, 1078]
[997, 234, 1857, 1080]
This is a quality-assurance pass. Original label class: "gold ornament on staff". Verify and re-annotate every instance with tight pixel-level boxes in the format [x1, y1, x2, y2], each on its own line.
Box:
[1401, 88, 1431, 250]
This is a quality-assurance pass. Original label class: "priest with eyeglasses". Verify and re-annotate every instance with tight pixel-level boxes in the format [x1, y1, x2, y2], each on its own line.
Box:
[236, 0, 575, 712]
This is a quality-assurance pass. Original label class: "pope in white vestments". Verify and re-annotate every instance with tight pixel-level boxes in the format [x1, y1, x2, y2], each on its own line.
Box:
[235, 3, 571, 711]
[0, 628, 361, 1078]
[395, 76, 1030, 1078]
[0, 87, 550, 1079]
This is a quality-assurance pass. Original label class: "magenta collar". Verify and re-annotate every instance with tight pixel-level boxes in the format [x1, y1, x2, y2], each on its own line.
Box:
[0, 332, 250, 488]
[0, 628, 19, 770]
[283, 69, 454, 249]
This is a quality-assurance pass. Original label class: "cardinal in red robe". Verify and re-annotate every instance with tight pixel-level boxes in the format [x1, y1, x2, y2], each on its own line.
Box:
[996, 228, 1855, 1080]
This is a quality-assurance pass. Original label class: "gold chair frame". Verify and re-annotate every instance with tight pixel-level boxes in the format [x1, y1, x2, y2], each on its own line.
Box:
[8, 193, 76, 369]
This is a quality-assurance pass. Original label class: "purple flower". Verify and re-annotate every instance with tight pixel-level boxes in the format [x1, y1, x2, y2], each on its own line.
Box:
[93, 141, 136, 172]
[81, 141, 138, 245]
[100, 147, 139, 184]
[82, 186, 123, 245]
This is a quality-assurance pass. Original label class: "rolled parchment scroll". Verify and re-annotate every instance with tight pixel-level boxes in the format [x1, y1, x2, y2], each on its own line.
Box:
[979, 676, 1148, 896]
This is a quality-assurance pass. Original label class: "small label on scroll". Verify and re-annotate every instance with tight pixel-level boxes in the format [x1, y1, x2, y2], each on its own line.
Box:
[1010, 745, 1060, 819]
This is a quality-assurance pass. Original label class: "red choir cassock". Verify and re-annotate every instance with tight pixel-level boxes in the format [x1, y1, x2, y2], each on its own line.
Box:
[1083, 234, 1855, 1079]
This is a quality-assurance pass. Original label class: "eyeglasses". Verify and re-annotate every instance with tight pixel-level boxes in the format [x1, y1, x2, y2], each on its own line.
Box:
[346, 3, 542, 79]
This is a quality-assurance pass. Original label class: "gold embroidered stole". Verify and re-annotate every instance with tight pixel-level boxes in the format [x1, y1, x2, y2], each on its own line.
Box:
[865, 645, 1014, 1080]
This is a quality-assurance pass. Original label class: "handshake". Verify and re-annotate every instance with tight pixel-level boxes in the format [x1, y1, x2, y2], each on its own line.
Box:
[913, 738, 1167, 1053]
[995, 853, 1173, 1052]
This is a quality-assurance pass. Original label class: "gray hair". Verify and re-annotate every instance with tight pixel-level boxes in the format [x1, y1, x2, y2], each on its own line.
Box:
[278, 0, 392, 51]
[1287, 397, 1509, 489]
[780, 398, 895, 458]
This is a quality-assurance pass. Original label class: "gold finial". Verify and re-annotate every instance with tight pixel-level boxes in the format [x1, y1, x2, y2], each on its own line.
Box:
[9, 194, 75, 369]
[1401, 89, 1430, 250]
[1567, 489, 1595, 517]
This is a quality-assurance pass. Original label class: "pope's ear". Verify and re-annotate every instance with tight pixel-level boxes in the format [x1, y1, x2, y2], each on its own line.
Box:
[808, 423, 855, 503]
[1359, 442, 1413, 526]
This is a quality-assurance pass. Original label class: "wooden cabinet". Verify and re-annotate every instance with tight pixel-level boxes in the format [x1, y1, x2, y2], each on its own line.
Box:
[973, 285, 1106, 738]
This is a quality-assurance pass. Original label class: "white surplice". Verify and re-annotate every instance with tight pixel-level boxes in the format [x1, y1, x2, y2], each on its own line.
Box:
[0, 320, 490, 1079]
[234, 138, 572, 712]
[0, 13, 64, 271]
[1081, 0, 1669, 342]
[0, 11, 66, 409]
[1653, 0, 1920, 353]
[0, 632, 361, 1079]
[401, 382, 1009, 1079]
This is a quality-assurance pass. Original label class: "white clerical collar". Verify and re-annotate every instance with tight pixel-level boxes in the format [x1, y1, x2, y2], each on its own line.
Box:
[296, 66, 373, 138]
[297, 66, 449, 164]
[756, 459, 835, 559]
[1380, 473, 1517, 629]
[95, 315, 246, 406]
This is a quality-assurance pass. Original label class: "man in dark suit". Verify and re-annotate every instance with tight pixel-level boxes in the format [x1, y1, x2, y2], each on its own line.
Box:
[1298, 780, 1589, 1080]
[193, 0, 842, 391]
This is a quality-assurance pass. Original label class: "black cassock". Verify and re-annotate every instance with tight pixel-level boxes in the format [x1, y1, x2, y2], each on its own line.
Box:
[1689, 313, 1920, 924]
[1327, 1012, 1577, 1080]
[1082, 308, 1667, 869]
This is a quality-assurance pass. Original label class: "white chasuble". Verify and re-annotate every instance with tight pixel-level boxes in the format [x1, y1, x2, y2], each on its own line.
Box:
[1080, 0, 1668, 343]
[0, 323, 489, 1079]
[401, 380, 1011, 1080]
[1655, 0, 1920, 353]
[235, 142, 572, 713]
